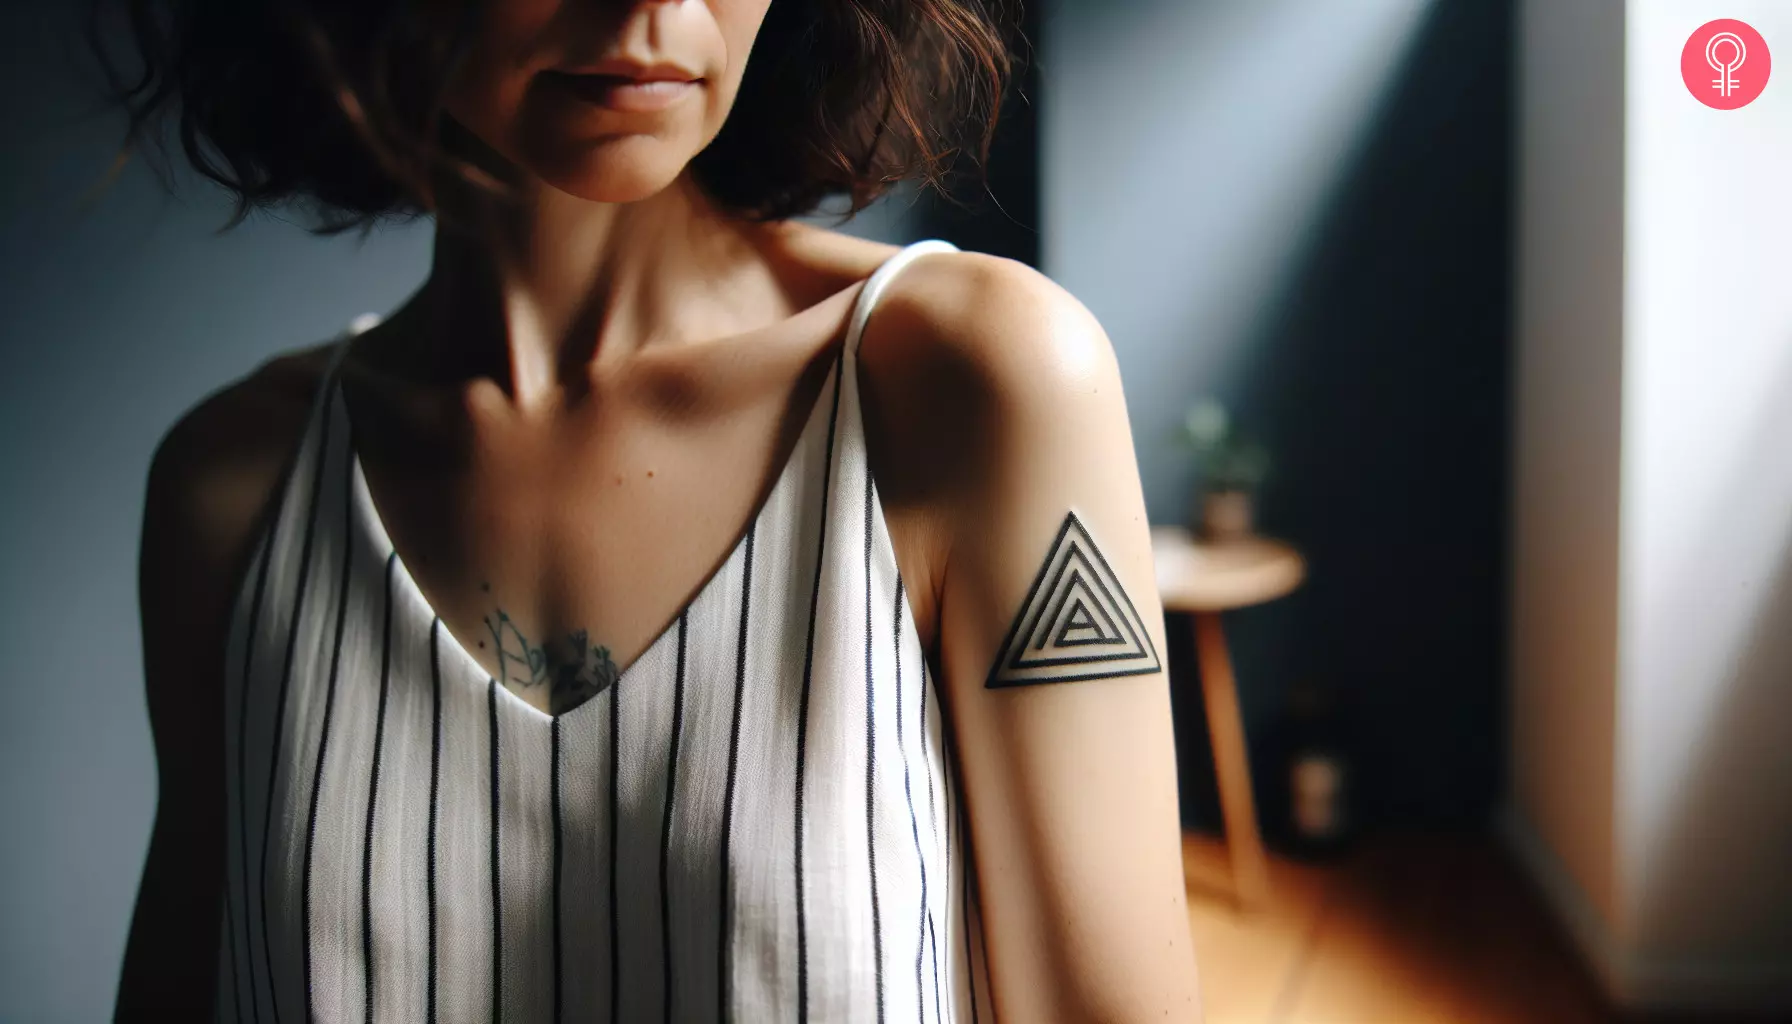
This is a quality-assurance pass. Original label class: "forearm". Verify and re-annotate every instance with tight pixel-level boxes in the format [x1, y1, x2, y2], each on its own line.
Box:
[116, 806, 225, 1020]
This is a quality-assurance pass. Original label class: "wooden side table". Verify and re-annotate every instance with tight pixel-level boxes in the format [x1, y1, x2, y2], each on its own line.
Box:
[1151, 526, 1306, 911]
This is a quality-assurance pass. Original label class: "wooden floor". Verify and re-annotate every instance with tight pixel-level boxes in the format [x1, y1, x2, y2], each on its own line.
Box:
[1181, 831, 1678, 1024]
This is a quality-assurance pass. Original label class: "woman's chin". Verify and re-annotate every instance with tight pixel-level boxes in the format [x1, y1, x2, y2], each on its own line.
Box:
[526, 144, 699, 206]
[548, 172, 683, 206]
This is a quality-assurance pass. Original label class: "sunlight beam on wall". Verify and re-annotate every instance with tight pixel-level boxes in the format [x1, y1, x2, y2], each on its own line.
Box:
[1042, 0, 1437, 518]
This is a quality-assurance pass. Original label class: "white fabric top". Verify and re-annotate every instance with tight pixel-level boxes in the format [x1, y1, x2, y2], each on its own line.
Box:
[215, 239, 998, 1023]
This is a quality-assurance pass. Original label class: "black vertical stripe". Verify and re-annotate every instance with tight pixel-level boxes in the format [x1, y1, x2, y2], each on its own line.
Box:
[717, 523, 755, 1022]
[918, 662, 944, 1024]
[299, 443, 359, 1024]
[550, 714, 563, 1024]
[864, 470, 886, 1023]
[958, 773, 977, 1024]
[488, 679, 503, 1024]
[927, 916, 944, 1024]
[257, 388, 337, 1024]
[426, 620, 443, 1024]
[933, 670, 977, 1024]
[659, 612, 689, 1022]
[939, 690, 955, 1024]
[892, 578, 933, 1022]
[931, 659, 960, 1018]
[794, 347, 846, 1022]
[608, 675, 621, 1024]
[360, 552, 397, 1023]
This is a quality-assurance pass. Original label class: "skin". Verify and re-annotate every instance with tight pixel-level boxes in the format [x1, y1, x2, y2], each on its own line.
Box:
[120, 0, 1201, 1020]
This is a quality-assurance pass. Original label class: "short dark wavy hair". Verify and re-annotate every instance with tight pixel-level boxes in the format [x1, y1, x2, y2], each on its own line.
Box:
[87, 0, 1022, 233]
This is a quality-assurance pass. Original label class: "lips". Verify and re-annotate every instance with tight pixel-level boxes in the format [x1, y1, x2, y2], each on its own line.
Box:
[567, 59, 701, 82]
[541, 63, 702, 112]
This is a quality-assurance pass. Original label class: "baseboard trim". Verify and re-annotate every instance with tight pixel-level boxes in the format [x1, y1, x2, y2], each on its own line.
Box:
[1496, 804, 1792, 1014]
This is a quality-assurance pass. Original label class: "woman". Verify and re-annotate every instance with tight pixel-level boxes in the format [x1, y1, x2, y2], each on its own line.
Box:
[108, 0, 1199, 1020]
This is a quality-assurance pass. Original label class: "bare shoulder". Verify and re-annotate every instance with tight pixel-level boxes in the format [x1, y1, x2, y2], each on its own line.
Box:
[853, 250, 1133, 645]
[855, 250, 1126, 495]
[142, 340, 338, 626]
[858, 249, 1119, 416]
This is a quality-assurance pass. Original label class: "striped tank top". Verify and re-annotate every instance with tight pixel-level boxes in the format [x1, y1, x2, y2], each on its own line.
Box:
[215, 239, 998, 1023]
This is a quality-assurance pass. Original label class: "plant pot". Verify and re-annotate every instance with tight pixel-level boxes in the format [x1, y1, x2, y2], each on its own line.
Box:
[1197, 489, 1255, 541]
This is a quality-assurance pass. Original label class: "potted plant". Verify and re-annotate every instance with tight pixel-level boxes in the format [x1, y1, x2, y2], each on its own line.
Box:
[1174, 399, 1271, 541]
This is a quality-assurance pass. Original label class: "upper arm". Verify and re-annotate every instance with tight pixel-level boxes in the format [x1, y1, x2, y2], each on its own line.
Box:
[862, 255, 1201, 1022]
[117, 353, 322, 1019]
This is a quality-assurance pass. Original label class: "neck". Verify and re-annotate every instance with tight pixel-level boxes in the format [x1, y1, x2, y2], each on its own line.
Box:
[402, 170, 797, 409]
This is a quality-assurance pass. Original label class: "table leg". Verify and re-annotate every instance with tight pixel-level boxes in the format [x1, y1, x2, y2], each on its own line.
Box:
[1193, 611, 1271, 910]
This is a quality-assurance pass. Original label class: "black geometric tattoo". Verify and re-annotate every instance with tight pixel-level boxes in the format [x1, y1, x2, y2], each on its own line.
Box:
[483, 608, 621, 715]
[984, 511, 1162, 689]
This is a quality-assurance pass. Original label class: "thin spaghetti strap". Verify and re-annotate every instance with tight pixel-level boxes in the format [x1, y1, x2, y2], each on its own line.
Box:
[844, 239, 961, 359]
[301, 313, 379, 461]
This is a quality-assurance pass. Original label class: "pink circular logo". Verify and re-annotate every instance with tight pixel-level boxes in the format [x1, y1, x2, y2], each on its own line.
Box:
[1682, 19, 1771, 109]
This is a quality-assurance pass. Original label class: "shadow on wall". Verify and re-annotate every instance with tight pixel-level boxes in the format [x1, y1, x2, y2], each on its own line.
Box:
[1631, 345, 1792, 981]
[1206, 0, 1513, 831]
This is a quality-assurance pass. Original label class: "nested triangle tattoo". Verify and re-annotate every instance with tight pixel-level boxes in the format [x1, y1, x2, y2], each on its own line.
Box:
[984, 510, 1162, 688]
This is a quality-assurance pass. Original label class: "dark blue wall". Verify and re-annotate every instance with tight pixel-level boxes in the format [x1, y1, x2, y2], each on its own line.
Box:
[2, 5, 435, 1019]
[1041, 0, 1512, 834]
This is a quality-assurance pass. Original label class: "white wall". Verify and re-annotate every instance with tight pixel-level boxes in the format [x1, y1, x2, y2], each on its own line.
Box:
[1510, 0, 1792, 1011]
[1620, 0, 1792, 999]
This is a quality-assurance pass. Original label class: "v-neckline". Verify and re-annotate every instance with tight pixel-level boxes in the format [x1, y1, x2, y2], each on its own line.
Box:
[334, 342, 846, 727]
